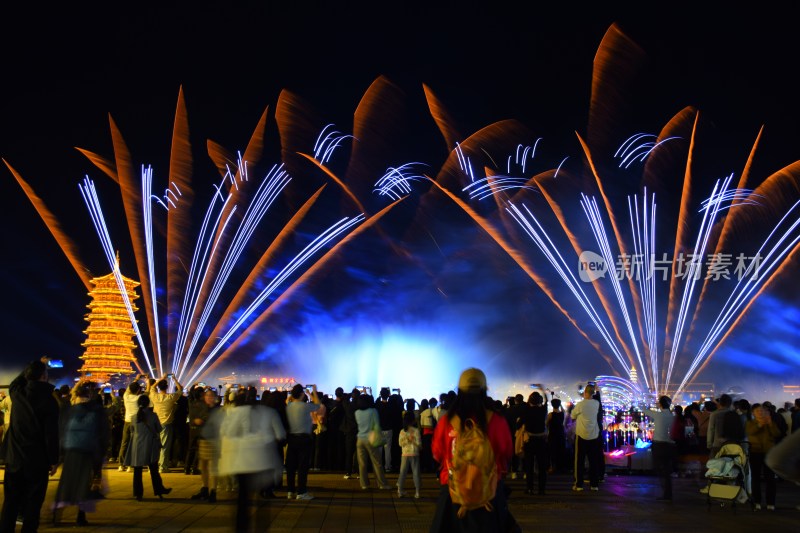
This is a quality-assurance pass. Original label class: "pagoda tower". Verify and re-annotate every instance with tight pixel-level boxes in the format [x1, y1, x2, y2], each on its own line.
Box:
[79, 261, 140, 383]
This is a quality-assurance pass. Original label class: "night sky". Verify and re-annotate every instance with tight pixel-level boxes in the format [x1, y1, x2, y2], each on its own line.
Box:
[2, 4, 799, 400]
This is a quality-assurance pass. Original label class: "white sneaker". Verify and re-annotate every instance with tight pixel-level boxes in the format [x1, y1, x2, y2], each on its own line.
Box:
[699, 486, 709, 494]
[590, 487, 599, 492]
[414, 493, 420, 499]
[296, 492, 314, 501]
[766, 505, 775, 511]
[754, 503, 762, 510]
[511, 472, 518, 480]
[118, 465, 125, 472]
[286, 492, 295, 500]
[125, 467, 132, 473]
[572, 486, 584, 492]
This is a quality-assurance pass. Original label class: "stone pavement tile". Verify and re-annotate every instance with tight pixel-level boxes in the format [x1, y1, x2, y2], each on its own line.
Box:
[2, 466, 799, 531]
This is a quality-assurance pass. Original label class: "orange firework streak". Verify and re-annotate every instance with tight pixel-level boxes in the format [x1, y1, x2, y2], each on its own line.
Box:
[75, 148, 119, 184]
[425, 178, 618, 373]
[685, 127, 764, 346]
[188, 187, 327, 374]
[3, 160, 93, 292]
[423, 84, 463, 155]
[80, 268, 143, 382]
[684, 243, 800, 392]
[575, 133, 643, 373]
[679, 160, 800, 391]
[186, 198, 405, 383]
[189, 106, 271, 353]
[166, 88, 195, 373]
[107, 115, 160, 374]
[663, 114, 699, 377]
[534, 169, 638, 374]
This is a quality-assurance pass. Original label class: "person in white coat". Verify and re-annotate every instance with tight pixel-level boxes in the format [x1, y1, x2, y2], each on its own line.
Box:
[217, 387, 285, 533]
[570, 384, 601, 491]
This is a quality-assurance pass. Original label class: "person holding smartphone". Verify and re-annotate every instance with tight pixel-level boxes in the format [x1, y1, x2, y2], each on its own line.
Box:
[284, 384, 321, 500]
[118, 374, 151, 471]
[150, 374, 183, 473]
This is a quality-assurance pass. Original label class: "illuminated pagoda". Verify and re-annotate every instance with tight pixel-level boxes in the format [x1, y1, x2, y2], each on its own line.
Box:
[79, 258, 140, 383]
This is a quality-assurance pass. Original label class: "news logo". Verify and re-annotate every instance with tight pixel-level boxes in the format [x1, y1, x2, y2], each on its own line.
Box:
[579, 251, 607, 282]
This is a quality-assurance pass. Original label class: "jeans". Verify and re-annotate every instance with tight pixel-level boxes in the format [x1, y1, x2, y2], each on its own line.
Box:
[397, 455, 421, 494]
[381, 429, 393, 471]
[118, 421, 133, 465]
[344, 431, 357, 475]
[651, 441, 676, 498]
[574, 436, 601, 488]
[750, 451, 776, 506]
[421, 432, 434, 472]
[524, 436, 548, 492]
[132, 463, 166, 498]
[159, 423, 174, 471]
[356, 438, 389, 489]
[285, 434, 312, 494]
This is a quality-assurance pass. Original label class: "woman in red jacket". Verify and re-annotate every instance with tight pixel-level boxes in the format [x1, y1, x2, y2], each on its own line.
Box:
[429, 368, 516, 533]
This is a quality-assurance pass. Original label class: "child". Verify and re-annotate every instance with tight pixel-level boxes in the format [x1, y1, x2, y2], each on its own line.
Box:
[397, 411, 422, 498]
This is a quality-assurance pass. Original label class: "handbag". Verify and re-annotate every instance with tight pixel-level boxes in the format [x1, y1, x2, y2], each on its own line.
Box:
[368, 413, 385, 448]
[514, 425, 529, 457]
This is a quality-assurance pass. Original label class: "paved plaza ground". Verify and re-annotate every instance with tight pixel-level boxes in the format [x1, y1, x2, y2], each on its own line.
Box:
[2, 464, 799, 532]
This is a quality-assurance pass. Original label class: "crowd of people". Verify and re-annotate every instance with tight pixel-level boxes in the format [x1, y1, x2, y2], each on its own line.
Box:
[1, 358, 799, 532]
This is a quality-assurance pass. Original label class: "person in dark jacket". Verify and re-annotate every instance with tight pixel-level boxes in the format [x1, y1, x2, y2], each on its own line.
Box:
[184, 385, 207, 475]
[341, 388, 360, 479]
[0, 359, 60, 532]
[52, 381, 109, 526]
[520, 391, 548, 495]
[125, 394, 171, 501]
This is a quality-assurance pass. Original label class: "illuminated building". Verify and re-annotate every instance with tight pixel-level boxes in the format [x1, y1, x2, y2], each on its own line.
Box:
[79, 265, 140, 383]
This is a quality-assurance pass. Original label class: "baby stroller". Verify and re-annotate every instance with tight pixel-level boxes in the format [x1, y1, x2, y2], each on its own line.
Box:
[704, 442, 751, 512]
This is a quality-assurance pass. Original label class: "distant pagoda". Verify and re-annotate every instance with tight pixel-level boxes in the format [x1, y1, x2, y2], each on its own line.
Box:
[79, 259, 140, 383]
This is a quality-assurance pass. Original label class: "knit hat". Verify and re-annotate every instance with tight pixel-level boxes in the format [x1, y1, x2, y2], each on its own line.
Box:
[458, 368, 487, 392]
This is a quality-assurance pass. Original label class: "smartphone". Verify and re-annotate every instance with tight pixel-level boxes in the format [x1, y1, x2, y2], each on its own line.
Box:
[47, 359, 64, 368]
[103, 386, 112, 393]
[269, 387, 277, 392]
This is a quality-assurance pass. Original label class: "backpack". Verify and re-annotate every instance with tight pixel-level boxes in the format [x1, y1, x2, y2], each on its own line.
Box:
[448, 414, 498, 518]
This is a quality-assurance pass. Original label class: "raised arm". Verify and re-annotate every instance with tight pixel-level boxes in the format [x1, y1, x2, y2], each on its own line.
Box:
[310, 384, 320, 405]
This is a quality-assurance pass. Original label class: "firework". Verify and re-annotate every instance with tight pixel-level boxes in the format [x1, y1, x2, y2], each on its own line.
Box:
[7, 88, 407, 384]
[378, 25, 800, 396]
